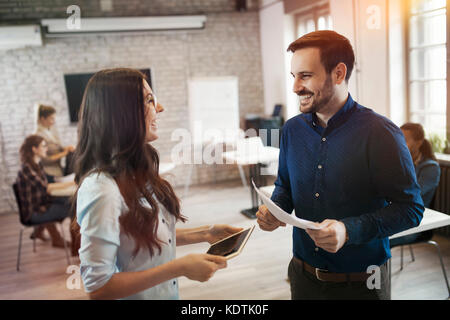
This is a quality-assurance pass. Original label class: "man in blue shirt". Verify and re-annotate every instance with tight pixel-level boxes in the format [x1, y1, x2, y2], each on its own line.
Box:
[256, 30, 424, 300]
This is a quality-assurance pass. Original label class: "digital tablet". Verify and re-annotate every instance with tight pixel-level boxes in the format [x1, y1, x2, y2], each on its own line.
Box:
[206, 225, 255, 260]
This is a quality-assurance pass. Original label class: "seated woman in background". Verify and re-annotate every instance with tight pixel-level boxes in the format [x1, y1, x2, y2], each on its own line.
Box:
[390, 123, 441, 246]
[35, 104, 75, 178]
[73, 68, 241, 300]
[401, 122, 440, 207]
[16, 135, 76, 248]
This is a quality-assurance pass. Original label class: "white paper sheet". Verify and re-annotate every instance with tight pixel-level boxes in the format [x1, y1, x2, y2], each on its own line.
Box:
[252, 181, 323, 230]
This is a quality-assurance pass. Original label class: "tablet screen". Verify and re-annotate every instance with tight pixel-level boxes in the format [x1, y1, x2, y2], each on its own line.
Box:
[207, 228, 252, 257]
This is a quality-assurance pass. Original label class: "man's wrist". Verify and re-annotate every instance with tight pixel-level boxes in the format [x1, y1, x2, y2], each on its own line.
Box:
[339, 220, 349, 244]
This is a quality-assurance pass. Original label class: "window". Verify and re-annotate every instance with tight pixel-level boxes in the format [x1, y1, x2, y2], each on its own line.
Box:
[407, 0, 447, 140]
[295, 4, 333, 38]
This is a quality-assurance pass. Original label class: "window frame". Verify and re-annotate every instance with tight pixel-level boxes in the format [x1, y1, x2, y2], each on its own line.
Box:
[405, 0, 448, 141]
[294, 3, 331, 38]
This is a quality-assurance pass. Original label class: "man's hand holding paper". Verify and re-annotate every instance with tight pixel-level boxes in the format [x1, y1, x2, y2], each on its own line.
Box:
[253, 181, 323, 231]
[256, 204, 286, 231]
[305, 219, 348, 253]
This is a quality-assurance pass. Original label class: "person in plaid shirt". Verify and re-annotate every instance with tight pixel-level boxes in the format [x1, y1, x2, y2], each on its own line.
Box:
[16, 135, 75, 248]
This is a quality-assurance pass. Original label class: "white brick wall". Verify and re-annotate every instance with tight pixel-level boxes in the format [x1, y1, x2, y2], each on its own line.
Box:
[0, 11, 265, 214]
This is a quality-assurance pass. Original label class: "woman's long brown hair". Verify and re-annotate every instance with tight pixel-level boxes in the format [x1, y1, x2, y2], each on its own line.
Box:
[19, 135, 45, 173]
[71, 68, 185, 258]
[400, 122, 437, 161]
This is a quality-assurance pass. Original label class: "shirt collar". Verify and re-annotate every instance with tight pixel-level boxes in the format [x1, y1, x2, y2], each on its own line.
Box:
[302, 93, 356, 130]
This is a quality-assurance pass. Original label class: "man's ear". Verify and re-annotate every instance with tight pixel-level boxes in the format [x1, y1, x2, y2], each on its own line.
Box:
[333, 62, 348, 85]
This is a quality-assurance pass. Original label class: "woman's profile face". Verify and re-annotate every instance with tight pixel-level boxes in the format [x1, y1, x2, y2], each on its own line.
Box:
[33, 140, 48, 159]
[402, 129, 422, 155]
[143, 79, 164, 142]
[40, 114, 56, 128]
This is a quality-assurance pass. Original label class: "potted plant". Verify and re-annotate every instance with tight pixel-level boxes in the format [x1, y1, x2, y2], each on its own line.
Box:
[428, 133, 445, 154]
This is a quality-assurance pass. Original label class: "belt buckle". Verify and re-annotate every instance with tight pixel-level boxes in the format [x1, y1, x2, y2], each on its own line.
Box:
[315, 268, 328, 281]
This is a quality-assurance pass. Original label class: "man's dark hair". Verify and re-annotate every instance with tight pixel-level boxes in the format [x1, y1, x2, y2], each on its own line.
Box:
[287, 30, 355, 82]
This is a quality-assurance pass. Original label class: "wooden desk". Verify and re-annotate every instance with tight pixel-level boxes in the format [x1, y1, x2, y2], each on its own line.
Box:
[223, 147, 279, 219]
[222, 146, 279, 166]
[49, 184, 77, 197]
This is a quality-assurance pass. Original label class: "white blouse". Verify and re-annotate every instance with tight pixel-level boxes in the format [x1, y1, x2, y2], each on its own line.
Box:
[35, 124, 64, 177]
[76, 172, 179, 300]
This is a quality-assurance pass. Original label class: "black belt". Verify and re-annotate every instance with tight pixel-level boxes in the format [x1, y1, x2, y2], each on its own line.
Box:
[293, 257, 372, 283]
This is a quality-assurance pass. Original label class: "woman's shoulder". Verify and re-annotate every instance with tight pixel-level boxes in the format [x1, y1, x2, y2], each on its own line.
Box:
[417, 158, 441, 177]
[79, 171, 121, 196]
[18, 162, 40, 178]
[78, 172, 124, 209]
[77, 172, 123, 244]
[34, 125, 48, 138]
[77, 172, 123, 203]
[419, 158, 440, 168]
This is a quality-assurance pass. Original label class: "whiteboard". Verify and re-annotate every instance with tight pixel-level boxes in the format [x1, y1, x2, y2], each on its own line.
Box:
[188, 77, 240, 145]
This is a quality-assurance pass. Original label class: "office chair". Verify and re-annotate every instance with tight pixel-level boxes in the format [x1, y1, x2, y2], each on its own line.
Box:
[12, 183, 71, 271]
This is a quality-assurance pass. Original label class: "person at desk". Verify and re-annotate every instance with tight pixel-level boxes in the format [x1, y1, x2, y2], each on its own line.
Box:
[72, 68, 241, 300]
[16, 135, 76, 248]
[390, 123, 441, 247]
[256, 31, 424, 300]
[35, 104, 75, 178]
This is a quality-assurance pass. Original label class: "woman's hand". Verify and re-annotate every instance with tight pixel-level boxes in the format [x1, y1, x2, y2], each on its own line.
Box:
[63, 146, 75, 155]
[177, 253, 227, 282]
[66, 145, 76, 153]
[205, 224, 244, 244]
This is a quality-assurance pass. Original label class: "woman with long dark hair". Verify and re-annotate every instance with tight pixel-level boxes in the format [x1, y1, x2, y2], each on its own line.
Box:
[400, 122, 440, 207]
[390, 123, 441, 247]
[16, 135, 75, 247]
[73, 68, 241, 300]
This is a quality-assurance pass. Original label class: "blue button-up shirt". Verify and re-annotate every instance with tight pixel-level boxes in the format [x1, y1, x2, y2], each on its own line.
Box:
[271, 93, 424, 273]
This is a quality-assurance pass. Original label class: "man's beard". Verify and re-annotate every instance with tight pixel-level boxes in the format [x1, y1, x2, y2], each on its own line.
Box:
[298, 75, 334, 114]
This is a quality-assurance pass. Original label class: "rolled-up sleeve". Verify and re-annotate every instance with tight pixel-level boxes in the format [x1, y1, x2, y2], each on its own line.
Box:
[76, 174, 123, 293]
[79, 236, 119, 293]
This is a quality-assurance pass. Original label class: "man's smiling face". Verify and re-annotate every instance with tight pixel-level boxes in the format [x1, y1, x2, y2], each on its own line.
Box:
[291, 47, 335, 114]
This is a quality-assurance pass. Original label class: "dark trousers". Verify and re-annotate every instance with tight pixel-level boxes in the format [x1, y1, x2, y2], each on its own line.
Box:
[287, 258, 391, 300]
[28, 197, 72, 224]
